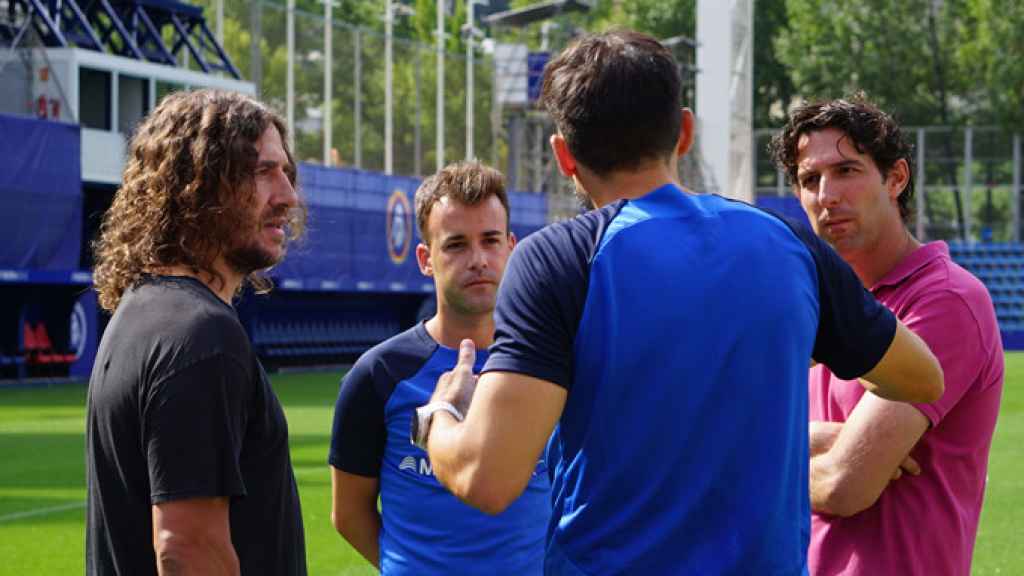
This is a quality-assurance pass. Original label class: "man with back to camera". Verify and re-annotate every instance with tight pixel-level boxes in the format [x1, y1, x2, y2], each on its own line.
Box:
[86, 89, 306, 575]
[408, 30, 945, 575]
[771, 96, 1004, 575]
[328, 161, 550, 574]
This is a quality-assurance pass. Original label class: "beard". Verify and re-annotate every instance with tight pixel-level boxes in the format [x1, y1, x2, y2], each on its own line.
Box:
[223, 239, 281, 275]
[223, 208, 289, 275]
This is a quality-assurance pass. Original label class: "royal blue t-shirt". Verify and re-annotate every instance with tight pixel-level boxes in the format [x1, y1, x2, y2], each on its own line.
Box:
[482, 184, 897, 575]
[329, 322, 551, 575]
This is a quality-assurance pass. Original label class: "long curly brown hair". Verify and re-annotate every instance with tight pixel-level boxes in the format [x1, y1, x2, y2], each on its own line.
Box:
[92, 89, 305, 311]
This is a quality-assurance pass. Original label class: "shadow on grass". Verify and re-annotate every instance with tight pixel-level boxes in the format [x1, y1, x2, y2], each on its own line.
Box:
[0, 433, 85, 489]
[271, 372, 347, 408]
[289, 433, 333, 468]
[0, 384, 88, 409]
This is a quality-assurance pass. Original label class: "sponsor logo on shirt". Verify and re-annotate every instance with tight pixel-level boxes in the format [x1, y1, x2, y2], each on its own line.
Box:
[399, 455, 434, 476]
[399, 457, 544, 478]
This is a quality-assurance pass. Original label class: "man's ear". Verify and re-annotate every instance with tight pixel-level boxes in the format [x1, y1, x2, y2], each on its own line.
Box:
[676, 108, 695, 158]
[550, 134, 577, 177]
[508, 231, 517, 250]
[415, 243, 433, 277]
[886, 158, 911, 202]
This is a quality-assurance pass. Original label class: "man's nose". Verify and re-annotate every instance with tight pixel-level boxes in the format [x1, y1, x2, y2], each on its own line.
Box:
[817, 177, 840, 207]
[275, 173, 298, 208]
[468, 245, 488, 270]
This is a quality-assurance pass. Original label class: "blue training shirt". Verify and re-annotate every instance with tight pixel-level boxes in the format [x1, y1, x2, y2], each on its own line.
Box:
[482, 184, 896, 576]
[329, 322, 551, 575]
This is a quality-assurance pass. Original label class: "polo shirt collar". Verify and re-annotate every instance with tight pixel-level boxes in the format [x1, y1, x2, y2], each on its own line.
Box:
[871, 241, 948, 293]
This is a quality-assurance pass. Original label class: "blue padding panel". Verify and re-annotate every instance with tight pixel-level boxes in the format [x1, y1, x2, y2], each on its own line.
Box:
[508, 190, 548, 239]
[1000, 330, 1024, 350]
[755, 195, 811, 230]
[0, 114, 82, 270]
[274, 164, 546, 293]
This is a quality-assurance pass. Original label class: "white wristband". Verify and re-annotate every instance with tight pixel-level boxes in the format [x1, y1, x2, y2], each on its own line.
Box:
[411, 401, 464, 449]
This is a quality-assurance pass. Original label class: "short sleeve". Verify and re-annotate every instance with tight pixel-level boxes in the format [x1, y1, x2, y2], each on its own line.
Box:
[329, 359, 387, 476]
[483, 226, 592, 390]
[905, 291, 987, 425]
[144, 354, 250, 503]
[792, 224, 897, 379]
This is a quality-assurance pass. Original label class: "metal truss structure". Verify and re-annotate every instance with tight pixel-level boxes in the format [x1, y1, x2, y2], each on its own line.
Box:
[0, 0, 239, 78]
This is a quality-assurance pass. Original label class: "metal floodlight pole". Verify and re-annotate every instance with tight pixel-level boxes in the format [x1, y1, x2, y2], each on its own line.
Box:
[1014, 133, 1022, 243]
[466, 0, 475, 160]
[415, 44, 423, 175]
[354, 29, 362, 168]
[965, 128, 973, 242]
[250, 2, 262, 95]
[216, 0, 224, 43]
[437, 0, 446, 171]
[385, 0, 394, 174]
[324, 0, 333, 166]
[916, 128, 926, 240]
[286, 0, 295, 151]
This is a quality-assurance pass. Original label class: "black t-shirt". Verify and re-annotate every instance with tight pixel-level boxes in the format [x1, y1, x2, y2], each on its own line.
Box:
[85, 276, 306, 575]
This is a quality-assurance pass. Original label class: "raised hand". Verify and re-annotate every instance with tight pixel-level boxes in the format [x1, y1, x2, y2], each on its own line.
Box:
[431, 339, 480, 415]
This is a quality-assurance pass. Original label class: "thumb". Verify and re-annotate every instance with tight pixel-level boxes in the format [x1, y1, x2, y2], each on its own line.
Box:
[457, 339, 477, 371]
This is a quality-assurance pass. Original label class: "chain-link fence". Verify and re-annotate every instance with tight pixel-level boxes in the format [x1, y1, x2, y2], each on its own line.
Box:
[189, 0, 500, 181]
[755, 127, 1024, 243]
[2, 0, 708, 212]
[186, 0, 711, 215]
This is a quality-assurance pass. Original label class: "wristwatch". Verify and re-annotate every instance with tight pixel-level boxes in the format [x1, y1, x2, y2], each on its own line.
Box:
[410, 401, 464, 450]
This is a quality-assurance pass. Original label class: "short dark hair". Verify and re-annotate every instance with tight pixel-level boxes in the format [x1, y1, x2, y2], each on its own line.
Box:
[770, 95, 915, 223]
[540, 30, 683, 176]
[415, 161, 510, 243]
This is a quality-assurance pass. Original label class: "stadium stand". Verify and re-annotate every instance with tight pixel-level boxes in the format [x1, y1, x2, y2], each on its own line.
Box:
[251, 318, 401, 362]
[949, 243, 1024, 331]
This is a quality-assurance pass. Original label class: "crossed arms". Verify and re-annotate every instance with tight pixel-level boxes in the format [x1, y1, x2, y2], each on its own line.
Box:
[809, 396, 929, 516]
[810, 291, 979, 517]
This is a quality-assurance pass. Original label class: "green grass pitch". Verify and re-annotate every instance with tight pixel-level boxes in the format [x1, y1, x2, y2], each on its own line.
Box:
[1, 356, 1021, 574]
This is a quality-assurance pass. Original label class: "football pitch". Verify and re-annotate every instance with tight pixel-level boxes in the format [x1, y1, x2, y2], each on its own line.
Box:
[1, 357, 1022, 575]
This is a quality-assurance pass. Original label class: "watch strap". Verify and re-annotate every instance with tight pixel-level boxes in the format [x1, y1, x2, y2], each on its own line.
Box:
[411, 401, 464, 450]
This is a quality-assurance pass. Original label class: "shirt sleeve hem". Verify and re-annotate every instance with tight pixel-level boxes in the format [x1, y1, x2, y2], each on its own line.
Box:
[480, 360, 569, 390]
[328, 457, 382, 478]
[910, 401, 943, 427]
[150, 488, 246, 504]
[828, 312, 898, 381]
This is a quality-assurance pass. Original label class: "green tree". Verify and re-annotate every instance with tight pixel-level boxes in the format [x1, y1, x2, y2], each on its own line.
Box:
[957, 0, 1024, 130]
[621, 0, 694, 38]
[774, 0, 971, 126]
[753, 0, 795, 127]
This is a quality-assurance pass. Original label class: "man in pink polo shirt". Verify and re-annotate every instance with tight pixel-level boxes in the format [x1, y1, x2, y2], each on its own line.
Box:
[771, 96, 1004, 575]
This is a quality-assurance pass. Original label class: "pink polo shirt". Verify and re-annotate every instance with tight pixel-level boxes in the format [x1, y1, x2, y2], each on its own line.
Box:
[807, 241, 1004, 576]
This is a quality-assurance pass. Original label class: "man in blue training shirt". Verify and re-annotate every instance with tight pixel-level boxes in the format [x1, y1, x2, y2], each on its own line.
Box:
[414, 31, 944, 575]
[329, 161, 550, 574]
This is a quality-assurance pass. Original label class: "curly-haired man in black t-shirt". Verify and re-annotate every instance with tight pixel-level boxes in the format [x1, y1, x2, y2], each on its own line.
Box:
[86, 89, 307, 575]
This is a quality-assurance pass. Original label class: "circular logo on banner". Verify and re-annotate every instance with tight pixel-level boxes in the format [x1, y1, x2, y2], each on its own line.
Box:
[69, 301, 87, 360]
[386, 189, 413, 264]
